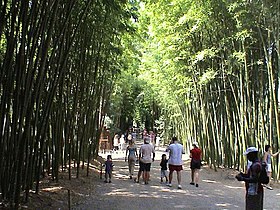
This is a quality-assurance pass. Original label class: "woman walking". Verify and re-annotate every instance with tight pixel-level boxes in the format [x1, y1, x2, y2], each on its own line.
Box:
[190, 142, 202, 187]
[263, 145, 280, 190]
[125, 140, 138, 179]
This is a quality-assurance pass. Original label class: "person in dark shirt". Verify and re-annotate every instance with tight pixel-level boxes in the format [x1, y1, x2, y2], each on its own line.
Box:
[160, 154, 168, 183]
[104, 155, 113, 183]
[236, 147, 264, 210]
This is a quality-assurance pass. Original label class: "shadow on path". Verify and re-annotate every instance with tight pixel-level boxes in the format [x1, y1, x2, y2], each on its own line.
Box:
[73, 144, 280, 210]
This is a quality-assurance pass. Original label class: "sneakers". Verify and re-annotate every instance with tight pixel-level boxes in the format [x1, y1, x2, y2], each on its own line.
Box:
[178, 185, 182, 189]
[166, 183, 172, 187]
[190, 182, 198, 187]
[266, 186, 273, 190]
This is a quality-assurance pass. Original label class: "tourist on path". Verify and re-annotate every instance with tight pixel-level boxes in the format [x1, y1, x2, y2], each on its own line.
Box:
[166, 136, 184, 189]
[235, 147, 264, 210]
[138, 137, 155, 184]
[113, 134, 119, 152]
[263, 144, 280, 190]
[104, 155, 113, 183]
[190, 141, 202, 187]
[125, 140, 138, 179]
[160, 154, 168, 183]
[119, 134, 126, 152]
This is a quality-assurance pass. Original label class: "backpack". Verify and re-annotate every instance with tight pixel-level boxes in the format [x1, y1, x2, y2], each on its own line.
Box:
[257, 161, 269, 184]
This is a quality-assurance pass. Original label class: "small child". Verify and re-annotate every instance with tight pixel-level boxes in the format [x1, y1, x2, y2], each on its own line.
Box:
[104, 155, 113, 183]
[160, 154, 168, 183]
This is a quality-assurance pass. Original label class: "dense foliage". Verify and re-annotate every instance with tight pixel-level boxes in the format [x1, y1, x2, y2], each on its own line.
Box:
[136, 0, 280, 175]
[0, 0, 136, 208]
[1, 0, 280, 208]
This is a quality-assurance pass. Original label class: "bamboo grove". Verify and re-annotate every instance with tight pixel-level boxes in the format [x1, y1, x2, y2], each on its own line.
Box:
[137, 0, 280, 178]
[0, 0, 138, 208]
[1, 0, 280, 208]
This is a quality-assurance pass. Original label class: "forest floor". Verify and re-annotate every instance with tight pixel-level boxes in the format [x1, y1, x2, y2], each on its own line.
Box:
[8, 144, 280, 210]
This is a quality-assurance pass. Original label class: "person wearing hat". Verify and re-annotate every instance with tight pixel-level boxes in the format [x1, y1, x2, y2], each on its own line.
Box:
[235, 147, 264, 210]
[190, 141, 202, 187]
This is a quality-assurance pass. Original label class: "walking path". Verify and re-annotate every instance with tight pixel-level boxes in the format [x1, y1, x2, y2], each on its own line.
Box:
[73, 143, 280, 210]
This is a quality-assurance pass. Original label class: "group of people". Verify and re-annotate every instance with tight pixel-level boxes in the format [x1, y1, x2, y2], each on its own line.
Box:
[113, 131, 137, 153]
[106, 135, 203, 189]
[164, 137, 202, 189]
[104, 134, 279, 210]
[127, 136, 203, 189]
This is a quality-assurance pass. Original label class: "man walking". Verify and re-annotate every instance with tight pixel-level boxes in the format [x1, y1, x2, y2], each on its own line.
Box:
[138, 137, 155, 184]
[166, 136, 184, 189]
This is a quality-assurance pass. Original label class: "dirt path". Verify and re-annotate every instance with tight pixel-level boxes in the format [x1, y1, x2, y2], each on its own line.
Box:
[73, 147, 280, 210]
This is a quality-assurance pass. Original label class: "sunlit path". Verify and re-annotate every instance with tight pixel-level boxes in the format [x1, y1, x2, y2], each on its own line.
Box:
[73, 143, 280, 210]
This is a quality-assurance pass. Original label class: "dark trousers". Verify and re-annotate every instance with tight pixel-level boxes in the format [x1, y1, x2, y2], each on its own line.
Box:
[246, 191, 263, 210]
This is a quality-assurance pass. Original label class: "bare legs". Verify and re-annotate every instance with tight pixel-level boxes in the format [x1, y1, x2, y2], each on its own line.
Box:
[168, 170, 181, 188]
[143, 171, 150, 184]
[135, 170, 142, 183]
[190, 169, 199, 187]
[267, 171, 273, 189]
[169, 171, 173, 184]
[177, 171, 181, 185]
[191, 169, 194, 183]
[128, 159, 135, 178]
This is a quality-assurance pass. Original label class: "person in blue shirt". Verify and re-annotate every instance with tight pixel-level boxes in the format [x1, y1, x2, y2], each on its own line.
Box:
[104, 155, 113, 183]
[125, 140, 138, 179]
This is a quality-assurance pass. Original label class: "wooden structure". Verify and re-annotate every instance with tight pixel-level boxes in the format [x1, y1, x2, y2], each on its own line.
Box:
[99, 127, 112, 152]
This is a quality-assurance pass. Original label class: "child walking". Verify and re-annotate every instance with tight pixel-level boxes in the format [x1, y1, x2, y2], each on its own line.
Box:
[104, 155, 113, 183]
[160, 154, 168, 183]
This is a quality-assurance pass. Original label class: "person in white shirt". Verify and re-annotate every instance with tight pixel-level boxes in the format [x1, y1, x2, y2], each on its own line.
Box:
[138, 137, 155, 184]
[166, 136, 184, 189]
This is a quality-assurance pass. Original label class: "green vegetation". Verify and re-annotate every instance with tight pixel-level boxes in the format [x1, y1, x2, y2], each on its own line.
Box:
[0, 0, 279, 208]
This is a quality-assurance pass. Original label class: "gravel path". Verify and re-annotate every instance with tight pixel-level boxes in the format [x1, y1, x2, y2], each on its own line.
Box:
[73, 147, 280, 210]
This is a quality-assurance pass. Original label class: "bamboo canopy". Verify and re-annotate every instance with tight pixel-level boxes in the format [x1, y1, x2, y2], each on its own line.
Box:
[0, 0, 280, 208]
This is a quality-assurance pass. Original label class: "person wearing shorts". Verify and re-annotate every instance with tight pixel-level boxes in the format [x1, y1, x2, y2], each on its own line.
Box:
[166, 136, 184, 189]
[190, 141, 202, 187]
[263, 145, 280, 190]
[138, 137, 155, 184]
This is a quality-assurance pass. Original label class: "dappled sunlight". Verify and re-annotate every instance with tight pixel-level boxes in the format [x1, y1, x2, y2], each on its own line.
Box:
[224, 185, 243, 189]
[174, 204, 190, 208]
[42, 186, 63, 192]
[114, 172, 128, 179]
[202, 179, 218, 183]
[106, 190, 135, 197]
[92, 145, 279, 210]
[75, 192, 91, 197]
[197, 193, 210, 198]
[213, 189, 226, 196]
[215, 203, 239, 208]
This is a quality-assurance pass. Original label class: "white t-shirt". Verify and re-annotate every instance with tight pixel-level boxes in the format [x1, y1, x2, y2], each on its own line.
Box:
[140, 143, 155, 163]
[167, 142, 183, 165]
